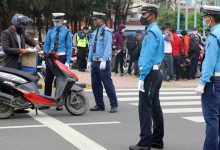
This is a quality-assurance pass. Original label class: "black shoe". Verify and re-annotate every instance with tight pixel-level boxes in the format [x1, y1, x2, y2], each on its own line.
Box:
[56, 106, 63, 111]
[14, 109, 30, 113]
[90, 106, 105, 111]
[129, 145, 150, 150]
[151, 142, 164, 149]
[38, 106, 50, 110]
[110, 106, 118, 113]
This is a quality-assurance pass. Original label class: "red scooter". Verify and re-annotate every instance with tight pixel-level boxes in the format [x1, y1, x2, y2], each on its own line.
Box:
[0, 51, 89, 118]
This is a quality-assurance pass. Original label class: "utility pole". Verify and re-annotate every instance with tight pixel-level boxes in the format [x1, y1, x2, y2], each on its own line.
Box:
[177, 0, 180, 31]
[194, 0, 198, 28]
[185, 0, 189, 30]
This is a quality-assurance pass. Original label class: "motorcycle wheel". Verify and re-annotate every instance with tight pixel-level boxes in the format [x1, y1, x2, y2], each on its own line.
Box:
[65, 91, 88, 116]
[0, 102, 14, 119]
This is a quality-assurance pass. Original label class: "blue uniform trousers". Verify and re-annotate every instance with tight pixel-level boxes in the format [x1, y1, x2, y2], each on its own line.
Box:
[44, 55, 66, 96]
[91, 60, 118, 108]
[138, 69, 164, 147]
[202, 77, 220, 150]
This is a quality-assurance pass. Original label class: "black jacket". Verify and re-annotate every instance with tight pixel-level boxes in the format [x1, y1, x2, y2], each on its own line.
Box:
[1, 26, 37, 68]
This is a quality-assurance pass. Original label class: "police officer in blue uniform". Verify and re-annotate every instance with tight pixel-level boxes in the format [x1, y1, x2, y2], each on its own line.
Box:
[87, 12, 118, 113]
[195, 5, 220, 150]
[129, 4, 164, 150]
[41, 13, 72, 110]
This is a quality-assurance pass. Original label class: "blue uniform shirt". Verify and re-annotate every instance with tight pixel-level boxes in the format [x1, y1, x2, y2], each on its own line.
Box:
[43, 26, 73, 63]
[88, 24, 112, 62]
[200, 24, 220, 85]
[138, 22, 165, 81]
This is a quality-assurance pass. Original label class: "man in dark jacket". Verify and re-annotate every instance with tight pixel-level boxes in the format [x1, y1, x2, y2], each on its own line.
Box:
[113, 24, 126, 76]
[127, 30, 142, 77]
[1, 14, 40, 69]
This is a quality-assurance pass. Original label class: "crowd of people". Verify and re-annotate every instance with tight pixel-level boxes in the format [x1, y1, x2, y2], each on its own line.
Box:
[73, 22, 206, 82]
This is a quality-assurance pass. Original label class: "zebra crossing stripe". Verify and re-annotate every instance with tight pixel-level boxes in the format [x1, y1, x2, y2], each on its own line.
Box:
[84, 88, 195, 92]
[118, 96, 200, 101]
[105, 91, 197, 96]
[130, 101, 201, 106]
[182, 116, 204, 123]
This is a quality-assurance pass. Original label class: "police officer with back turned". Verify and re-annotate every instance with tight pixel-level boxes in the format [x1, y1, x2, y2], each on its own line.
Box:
[129, 4, 164, 150]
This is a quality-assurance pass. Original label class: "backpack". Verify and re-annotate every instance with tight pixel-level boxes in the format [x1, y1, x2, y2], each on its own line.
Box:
[189, 33, 201, 51]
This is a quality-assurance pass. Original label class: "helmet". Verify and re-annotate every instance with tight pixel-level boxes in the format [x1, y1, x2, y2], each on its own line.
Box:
[11, 14, 31, 34]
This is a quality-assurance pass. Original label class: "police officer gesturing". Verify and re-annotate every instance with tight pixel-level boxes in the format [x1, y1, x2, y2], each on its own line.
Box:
[129, 4, 164, 150]
[87, 12, 118, 113]
[41, 13, 72, 110]
[195, 5, 220, 150]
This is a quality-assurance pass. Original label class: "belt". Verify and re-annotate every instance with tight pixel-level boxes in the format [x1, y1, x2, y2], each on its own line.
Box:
[56, 52, 66, 56]
[153, 65, 159, 70]
[165, 53, 171, 55]
[214, 72, 220, 76]
[93, 57, 102, 61]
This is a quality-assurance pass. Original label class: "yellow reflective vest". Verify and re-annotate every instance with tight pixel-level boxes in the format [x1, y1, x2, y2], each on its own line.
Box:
[76, 33, 87, 48]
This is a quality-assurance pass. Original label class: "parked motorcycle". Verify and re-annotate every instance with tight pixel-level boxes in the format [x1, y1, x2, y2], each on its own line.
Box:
[0, 51, 89, 119]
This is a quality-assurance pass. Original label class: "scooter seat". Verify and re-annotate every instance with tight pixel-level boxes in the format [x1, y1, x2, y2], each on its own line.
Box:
[0, 66, 38, 83]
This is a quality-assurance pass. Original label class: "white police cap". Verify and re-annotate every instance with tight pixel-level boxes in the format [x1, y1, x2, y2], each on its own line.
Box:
[52, 13, 65, 19]
[139, 3, 159, 14]
[203, 5, 220, 16]
[92, 11, 106, 19]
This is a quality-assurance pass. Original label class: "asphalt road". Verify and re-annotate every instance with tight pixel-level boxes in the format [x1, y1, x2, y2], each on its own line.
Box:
[0, 87, 205, 150]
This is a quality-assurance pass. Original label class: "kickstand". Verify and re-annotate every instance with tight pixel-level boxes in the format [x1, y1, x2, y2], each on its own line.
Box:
[35, 106, 38, 115]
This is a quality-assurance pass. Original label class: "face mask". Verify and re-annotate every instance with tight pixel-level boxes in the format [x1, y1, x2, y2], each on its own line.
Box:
[140, 15, 152, 25]
[54, 22, 62, 28]
[93, 21, 99, 27]
[203, 18, 211, 30]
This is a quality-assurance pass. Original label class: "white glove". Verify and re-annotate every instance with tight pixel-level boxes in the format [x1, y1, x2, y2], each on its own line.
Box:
[65, 62, 70, 68]
[195, 84, 205, 95]
[87, 62, 92, 71]
[99, 61, 106, 70]
[27, 47, 37, 53]
[138, 80, 145, 92]
[42, 61, 46, 68]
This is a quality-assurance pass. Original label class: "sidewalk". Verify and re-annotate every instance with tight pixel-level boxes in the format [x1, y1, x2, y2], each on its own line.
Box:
[74, 69, 199, 89]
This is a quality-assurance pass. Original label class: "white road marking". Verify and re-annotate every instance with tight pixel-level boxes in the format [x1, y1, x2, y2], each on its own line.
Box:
[118, 96, 201, 101]
[0, 125, 45, 129]
[129, 103, 202, 113]
[130, 101, 201, 106]
[66, 122, 120, 126]
[28, 110, 107, 150]
[182, 116, 205, 122]
[0, 122, 121, 130]
[84, 88, 195, 92]
[104, 91, 197, 96]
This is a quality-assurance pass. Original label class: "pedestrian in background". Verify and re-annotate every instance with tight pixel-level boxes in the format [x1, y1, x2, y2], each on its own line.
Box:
[74, 26, 89, 72]
[130, 4, 164, 150]
[87, 12, 118, 113]
[195, 5, 220, 150]
[127, 30, 142, 77]
[181, 29, 191, 80]
[42, 13, 72, 111]
[161, 22, 174, 81]
[113, 24, 126, 76]
[171, 28, 182, 81]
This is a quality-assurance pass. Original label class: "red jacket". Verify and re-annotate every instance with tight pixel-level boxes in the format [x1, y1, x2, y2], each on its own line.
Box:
[182, 35, 190, 56]
[171, 33, 182, 56]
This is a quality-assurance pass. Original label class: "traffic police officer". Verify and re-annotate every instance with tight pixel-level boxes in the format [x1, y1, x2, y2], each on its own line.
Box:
[195, 5, 220, 150]
[41, 13, 72, 110]
[87, 12, 118, 113]
[129, 4, 164, 150]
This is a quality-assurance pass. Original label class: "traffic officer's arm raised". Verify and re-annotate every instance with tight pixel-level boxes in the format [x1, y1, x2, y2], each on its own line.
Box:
[139, 31, 159, 81]
[200, 34, 219, 85]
